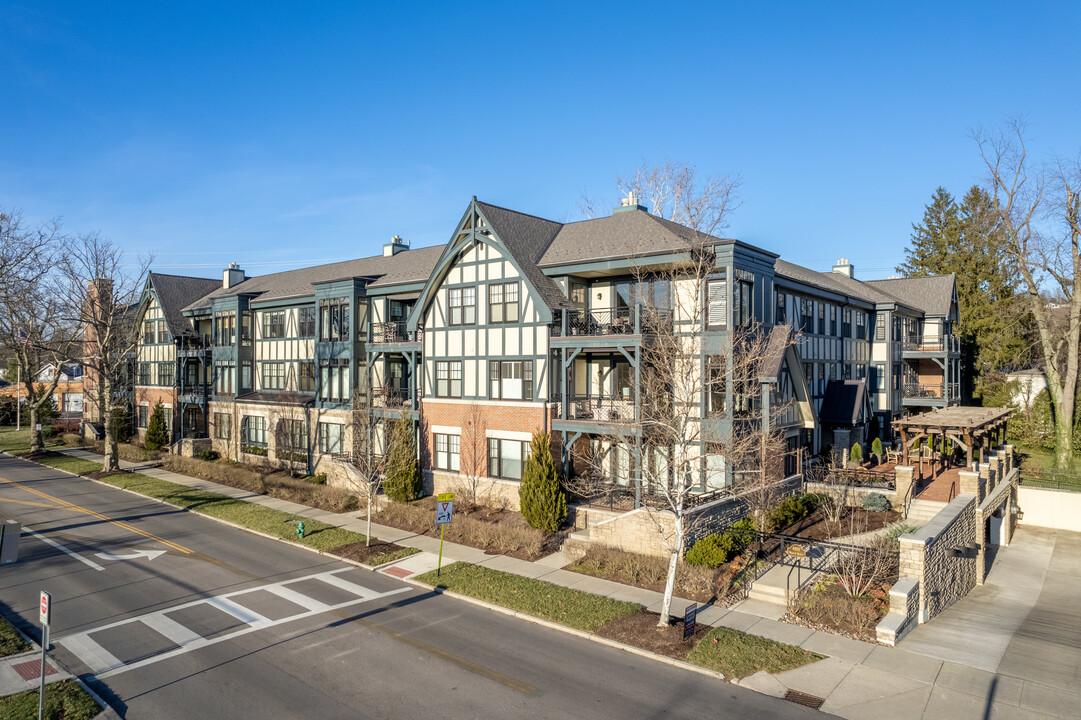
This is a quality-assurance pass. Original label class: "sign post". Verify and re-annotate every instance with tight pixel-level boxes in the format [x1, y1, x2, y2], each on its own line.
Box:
[683, 602, 697, 641]
[435, 493, 454, 577]
[38, 591, 51, 720]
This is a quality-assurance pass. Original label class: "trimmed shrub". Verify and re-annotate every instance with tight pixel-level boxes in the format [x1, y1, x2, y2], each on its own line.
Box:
[304, 474, 327, 485]
[766, 492, 821, 531]
[144, 401, 168, 451]
[871, 437, 883, 459]
[885, 522, 919, 539]
[519, 430, 566, 532]
[850, 443, 863, 465]
[384, 414, 422, 502]
[686, 517, 757, 567]
[195, 449, 220, 462]
[861, 492, 891, 512]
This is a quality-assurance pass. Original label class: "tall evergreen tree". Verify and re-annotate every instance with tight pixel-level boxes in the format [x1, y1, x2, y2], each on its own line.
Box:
[519, 430, 566, 532]
[897, 187, 960, 278]
[144, 400, 168, 451]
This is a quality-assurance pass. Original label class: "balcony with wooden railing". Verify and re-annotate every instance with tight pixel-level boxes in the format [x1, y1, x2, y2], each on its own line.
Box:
[902, 335, 960, 355]
[902, 381, 961, 406]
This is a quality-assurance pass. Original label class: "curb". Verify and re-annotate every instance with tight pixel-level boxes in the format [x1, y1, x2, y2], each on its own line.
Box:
[8, 450, 737, 690]
[404, 578, 727, 684]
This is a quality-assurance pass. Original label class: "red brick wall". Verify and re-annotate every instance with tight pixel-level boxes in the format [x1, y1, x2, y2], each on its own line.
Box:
[418, 400, 556, 476]
[134, 387, 178, 439]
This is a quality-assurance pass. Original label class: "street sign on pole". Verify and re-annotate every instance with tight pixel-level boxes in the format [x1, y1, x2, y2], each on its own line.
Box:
[435, 493, 454, 576]
[38, 590, 51, 720]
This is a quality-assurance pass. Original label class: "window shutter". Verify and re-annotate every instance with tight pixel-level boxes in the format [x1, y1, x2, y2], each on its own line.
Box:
[708, 279, 727, 327]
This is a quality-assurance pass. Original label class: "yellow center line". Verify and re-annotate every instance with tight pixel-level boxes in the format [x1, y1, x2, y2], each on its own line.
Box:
[0, 497, 61, 510]
[0, 475, 194, 554]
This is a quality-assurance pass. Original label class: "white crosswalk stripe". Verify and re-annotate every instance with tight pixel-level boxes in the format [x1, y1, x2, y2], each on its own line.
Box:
[56, 569, 410, 679]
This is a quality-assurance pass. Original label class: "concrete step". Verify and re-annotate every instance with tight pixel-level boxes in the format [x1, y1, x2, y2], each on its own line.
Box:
[906, 498, 946, 523]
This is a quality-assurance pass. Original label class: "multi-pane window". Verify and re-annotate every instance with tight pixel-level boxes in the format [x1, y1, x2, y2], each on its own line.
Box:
[875, 313, 886, 341]
[706, 356, 727, 416]
[434, 433, 460, 472]
[830, 306, 838, 337]
[137, 405, 149, 428]
[143, 321, 155, 344]
[817, 303, 826, 335]
[488, 438, 531, 480]
[214, 312, 236, 346]
[158, 363, 174, 387]
[319, 359, 351, 402]
[241, 311, 253, 344]
[214, 412, 232, 440]
[488, 282, 519, 324]
[489, 360, 533, 400]
[299, 361, 316, 392]
[734, 279, 753, 327]
[435, 361, 463, 398]
[262, 362, 286, 390]
[261, 311, 285, 339]
[775, 291, 786, 324]
[319, 297, 351, 341]
[318, 423, 344, 455]
[298, 307, 316, 337]
[157, 320, 168, 344]
[242, 416, 267, 446]
[706, 274, 727, 329]
[842, 308, 852, 337]
[856, 311, 867, 340]
[800, 298, 813, 333]
[214, 361, 236, 395]
[448, 286, 477, 326]
[138, 363, 152, 385]
[276, 419, 307, 453]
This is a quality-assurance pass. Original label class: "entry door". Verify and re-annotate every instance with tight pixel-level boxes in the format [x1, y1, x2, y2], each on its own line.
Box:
[988, 513, 1002, 545]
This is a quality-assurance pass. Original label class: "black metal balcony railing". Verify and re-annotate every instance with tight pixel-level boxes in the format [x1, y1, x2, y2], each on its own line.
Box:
[551, 306, 673, 338]
[563, 396, 636, 423]
[902, 335, 960, 354]
[178, 387, 209, 405]
[371, 385, 412, 408]
[903, 382, 961, 401]
[178, 334, 213, 355]
[368, 321, 422, 345]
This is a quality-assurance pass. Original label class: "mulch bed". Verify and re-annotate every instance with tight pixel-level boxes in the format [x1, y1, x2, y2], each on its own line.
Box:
[781, 507, 900, 541]
[596, 610, 710, 661]
[330, 540, 412, 565]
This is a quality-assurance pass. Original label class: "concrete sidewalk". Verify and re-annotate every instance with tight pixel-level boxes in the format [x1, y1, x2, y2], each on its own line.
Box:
[18, 448, 1081, 719]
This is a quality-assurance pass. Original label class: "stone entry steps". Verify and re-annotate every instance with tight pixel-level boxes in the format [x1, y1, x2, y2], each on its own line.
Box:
[747, 545, 840, 606]
[906, 498, 946, 525]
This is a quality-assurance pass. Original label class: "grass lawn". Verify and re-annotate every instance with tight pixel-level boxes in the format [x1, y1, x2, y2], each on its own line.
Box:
[687, 626, 823, 679]
[0, 679, 101, 720]
[369, 547, 420, 566]
[0, 427, 63, 454]
[0, 615, 31, 657]
[98, 473, 368, 552]
[415, 562, 641, 632]
[32, 452, 102, 476]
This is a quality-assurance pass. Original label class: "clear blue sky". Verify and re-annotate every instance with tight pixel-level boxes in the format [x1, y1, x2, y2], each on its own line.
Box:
[2, 2, 1078, 280]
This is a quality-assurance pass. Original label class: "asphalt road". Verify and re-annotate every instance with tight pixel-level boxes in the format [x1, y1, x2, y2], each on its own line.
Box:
[0, 453, 825, 719]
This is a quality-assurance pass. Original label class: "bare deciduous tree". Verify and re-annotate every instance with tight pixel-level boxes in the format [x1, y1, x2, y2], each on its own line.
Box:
[449, 401, 498, 511]
[975, 119, 1080, 467]
[59, 233, 149, 472]
[336, 386, 387, 546]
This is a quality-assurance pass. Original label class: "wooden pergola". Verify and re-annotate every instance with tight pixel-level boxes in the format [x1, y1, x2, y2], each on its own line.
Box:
[892, 407, 1013, 476]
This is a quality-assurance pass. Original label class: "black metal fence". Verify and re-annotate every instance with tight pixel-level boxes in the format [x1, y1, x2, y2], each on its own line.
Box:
[1020, 468, 1081, 493]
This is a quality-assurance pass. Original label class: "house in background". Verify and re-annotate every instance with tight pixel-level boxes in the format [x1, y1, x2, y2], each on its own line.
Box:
[1006, 368, 1048, 413]
[0, 362, 84, 417]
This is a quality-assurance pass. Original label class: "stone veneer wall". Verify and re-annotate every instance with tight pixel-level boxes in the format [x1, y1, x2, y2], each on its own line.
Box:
[898, 494, 977, 623]
[876, 577, 919, 646]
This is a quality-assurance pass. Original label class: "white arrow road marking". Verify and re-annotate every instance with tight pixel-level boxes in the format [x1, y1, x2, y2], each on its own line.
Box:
[23, 528, 105, 571]
[95, 549, 167, 562]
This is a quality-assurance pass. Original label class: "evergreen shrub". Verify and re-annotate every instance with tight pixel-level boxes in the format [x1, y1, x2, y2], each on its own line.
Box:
[519, 430, 566, 532]
[861, 492, 891, 512]
[144, 401, 168, 451]
[384, 414, 422, 502]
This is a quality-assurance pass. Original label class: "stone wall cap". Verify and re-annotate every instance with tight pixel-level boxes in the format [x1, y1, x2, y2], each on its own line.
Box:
[890, 577, 919, 596]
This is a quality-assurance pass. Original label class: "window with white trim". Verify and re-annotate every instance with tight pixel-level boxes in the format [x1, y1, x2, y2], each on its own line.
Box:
[318, 423, 344, 455]
[435, 361, 462, 398]
[448, 286, 476, 326]
[434, 433, 460, 472]
[488, 438, 531, 480]
[488, 282, 519, 324]
[489, 360, 533, 400]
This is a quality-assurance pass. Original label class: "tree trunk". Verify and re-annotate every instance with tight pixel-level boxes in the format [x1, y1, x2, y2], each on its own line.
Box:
[102, 382, 119, 472]
[28, 404, 42, 454]
[657, 511, 683, 628]
[1054, 401, 1074, 469]
[366, 491, 373, 548]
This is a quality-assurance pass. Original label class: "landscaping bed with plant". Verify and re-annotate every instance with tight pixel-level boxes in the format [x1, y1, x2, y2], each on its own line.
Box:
[0, 679, 101, 720]
[418, 562, 822, 679]
[569, 546, 721, 604]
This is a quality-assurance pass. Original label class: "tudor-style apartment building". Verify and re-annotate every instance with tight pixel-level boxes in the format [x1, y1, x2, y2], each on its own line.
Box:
[129, 197, 960, 504]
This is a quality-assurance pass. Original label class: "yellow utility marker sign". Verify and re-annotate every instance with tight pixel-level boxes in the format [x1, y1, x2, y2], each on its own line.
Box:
[0, 474, 194, 554]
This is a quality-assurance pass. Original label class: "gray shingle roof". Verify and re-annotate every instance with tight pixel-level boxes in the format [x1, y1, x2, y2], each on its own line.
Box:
[865, 276, 956, 317]
[182, 246, 444, 314]
[774, 260, 894, 305]
[148, 273, 223, 337]
[474, 201, 572, 311]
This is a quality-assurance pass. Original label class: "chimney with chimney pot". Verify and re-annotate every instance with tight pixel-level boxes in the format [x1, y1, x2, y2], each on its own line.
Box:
[223, 262, 245, 289]
[613, 191, 648, 214]
[383, 235, 409, 257]
[832, 258, 854, 278]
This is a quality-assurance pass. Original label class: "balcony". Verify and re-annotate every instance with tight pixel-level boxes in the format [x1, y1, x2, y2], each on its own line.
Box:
[551, 306, 673, 343]
[902, 335, 960, 355]
[903, 382, 961, 405]
[178, 387, 209, 406]
[178, 335, 213, 356]
[368, 321, 422, 346]
[560, 396, 636, 424]
[370, 385, 413, 409]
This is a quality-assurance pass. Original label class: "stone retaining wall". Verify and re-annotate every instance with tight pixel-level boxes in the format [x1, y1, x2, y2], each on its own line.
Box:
[898, 494, 977, 623]
[876, 577, 919, 646]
